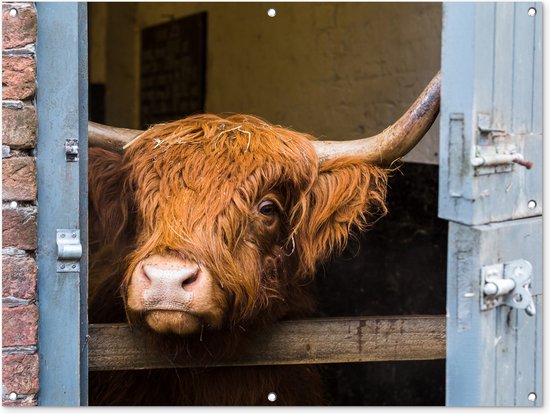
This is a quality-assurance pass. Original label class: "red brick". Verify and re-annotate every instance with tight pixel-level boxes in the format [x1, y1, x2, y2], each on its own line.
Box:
[2, 105, 37, 149]
[2, 5, 36, 49]
[2, 397, 37, 406]
[2, 207, 37, 250]
[2, 56, 36, 100]
[2, 157, 36, 201]
[2, 354, 39, 396]
[2, 255, 37, 300]
[2, 305, 38, 347]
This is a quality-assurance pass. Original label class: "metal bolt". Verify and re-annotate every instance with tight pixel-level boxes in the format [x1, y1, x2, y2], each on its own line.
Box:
[9, 9, 17, 17]
[528, 392, 537, 402]
[267, 392, 277, 402]
[71, 264, 76, 269]
[512, 157, 533, 169]
[60, 233, 65, 238]
[72, 233, 77, 238]
[60, 264, 65, 269]
[483, 283, 498, 296]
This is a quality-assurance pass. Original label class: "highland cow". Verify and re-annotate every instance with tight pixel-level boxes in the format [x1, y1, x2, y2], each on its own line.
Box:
[87, 73, 440, 405]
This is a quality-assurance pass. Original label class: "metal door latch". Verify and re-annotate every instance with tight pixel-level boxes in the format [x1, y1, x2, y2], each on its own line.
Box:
[56, 229, 82, 272]
[65, 139, 79, 162]
[473, 113, 533, 174]
[481, 259, 535, 316]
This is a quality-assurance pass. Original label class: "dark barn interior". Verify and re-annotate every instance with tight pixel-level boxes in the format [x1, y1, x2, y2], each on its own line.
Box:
[314, 162, 447, 405]
[88, 2, 446, 405]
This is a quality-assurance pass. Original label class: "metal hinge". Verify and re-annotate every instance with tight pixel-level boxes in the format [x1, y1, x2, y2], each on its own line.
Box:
[65, 138, 79, 162]
[481, 259, 535, 316]
[56, 229, 82, 272]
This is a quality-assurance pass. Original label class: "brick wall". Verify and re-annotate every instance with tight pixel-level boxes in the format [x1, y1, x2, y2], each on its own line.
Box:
[2, 2, 39, 406]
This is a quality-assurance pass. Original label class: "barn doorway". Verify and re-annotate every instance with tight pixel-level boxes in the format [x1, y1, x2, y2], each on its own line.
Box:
[87, 2, 445, 405]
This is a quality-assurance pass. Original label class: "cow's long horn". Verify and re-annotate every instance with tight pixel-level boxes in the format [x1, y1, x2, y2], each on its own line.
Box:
[88, 121, 143, 153]
[313, 71, 441, 165]
[89, 71, 440, 159]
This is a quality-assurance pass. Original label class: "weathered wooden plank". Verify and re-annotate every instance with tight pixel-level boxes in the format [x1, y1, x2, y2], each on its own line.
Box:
[534, 295, 543, 405]
[495, 307, 516, 406]
[88, 316, 446, 371]
[515, 294, 539, 406]
[473, 2, 495, 115]
[531, 3, 542, 133]
[511, 2, 536, 134]
[492, 2, 514, 129]
[438, 2, 477, 223]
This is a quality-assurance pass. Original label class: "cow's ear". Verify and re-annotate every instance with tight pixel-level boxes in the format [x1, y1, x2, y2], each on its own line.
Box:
[295, 157, 388, 276]
[88, 148, 134, 250]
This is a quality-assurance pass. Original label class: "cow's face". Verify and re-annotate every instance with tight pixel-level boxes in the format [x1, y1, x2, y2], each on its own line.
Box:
[101, 115, 387, 336]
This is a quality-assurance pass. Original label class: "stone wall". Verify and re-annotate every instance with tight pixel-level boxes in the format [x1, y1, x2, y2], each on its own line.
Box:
[2, 1, 39, 406]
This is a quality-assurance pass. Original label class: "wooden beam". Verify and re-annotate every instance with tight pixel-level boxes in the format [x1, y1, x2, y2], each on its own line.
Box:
[88, 315, 445, 371]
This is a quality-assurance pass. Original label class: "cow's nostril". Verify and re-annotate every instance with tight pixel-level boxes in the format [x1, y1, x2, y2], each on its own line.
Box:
[142, 264, 200, 291]
[181, 269, 199, 288]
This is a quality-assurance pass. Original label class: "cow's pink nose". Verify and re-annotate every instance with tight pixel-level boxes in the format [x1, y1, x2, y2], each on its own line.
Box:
[142, 264, 199, 290]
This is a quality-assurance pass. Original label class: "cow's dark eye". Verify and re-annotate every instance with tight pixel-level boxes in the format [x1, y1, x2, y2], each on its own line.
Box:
[258, 200, 276, 215]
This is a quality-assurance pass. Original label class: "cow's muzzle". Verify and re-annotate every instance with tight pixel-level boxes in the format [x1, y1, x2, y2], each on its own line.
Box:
[130, 257, 200, 311]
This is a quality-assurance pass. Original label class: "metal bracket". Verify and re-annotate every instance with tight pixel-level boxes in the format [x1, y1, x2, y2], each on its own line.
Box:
[65, 138, 79, 162]
[481, 259, 535, 316]
[56, 229, 82, 272]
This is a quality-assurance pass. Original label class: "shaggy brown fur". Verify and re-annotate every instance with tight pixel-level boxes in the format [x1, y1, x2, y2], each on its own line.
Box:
[88, 114, 388, 405]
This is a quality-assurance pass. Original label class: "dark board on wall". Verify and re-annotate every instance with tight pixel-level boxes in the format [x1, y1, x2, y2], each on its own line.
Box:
[140, 12, 207, 129]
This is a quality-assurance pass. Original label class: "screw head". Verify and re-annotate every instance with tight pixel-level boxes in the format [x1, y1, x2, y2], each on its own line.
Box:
[9, 9, 17, 17]
[72, 233, 77, 238]
[9, 392, 17, 401]
[60, 264, 65, 269]
[60, 233, 65, 238]
[267, 392, 277, 402]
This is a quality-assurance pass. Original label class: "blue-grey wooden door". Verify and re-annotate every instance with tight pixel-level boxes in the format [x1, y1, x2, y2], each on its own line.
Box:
[36, 2, 88, 406]
[440, 2, 542, 406]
